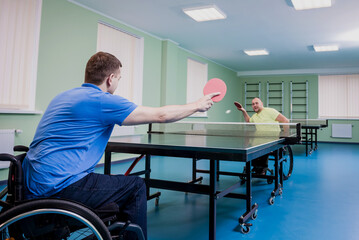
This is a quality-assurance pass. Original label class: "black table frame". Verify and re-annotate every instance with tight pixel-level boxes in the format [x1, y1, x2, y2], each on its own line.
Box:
[104, 135, 292, 240]
[301, 121, 328, 156]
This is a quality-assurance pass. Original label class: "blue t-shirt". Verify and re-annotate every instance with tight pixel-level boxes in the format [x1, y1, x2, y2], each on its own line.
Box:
[22, 83, 137, 199]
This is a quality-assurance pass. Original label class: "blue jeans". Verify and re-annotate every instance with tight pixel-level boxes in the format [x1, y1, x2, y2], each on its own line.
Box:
[52, 173, 147, 239]
[252, 154, 269, 169]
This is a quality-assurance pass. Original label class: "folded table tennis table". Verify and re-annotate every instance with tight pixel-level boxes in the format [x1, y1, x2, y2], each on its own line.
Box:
[104, 122, 301, 240]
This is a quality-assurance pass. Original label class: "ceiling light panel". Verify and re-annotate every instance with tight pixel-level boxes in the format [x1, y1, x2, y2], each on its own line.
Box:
[313, 44, 339, 52]
[183, 5, 226, 22]
[291, 0, 332, 10]
[244, 49, 269, 56]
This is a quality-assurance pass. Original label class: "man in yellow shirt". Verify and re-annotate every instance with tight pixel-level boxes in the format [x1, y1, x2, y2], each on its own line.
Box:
[236, 97, 289, 175]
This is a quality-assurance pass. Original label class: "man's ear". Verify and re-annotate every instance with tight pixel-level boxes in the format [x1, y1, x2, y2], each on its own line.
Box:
[107, 73, 115, 87]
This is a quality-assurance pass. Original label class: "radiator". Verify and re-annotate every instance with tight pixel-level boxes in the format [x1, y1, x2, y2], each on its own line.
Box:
[0, 129, 16, 169]
[332, 124, 352, 138]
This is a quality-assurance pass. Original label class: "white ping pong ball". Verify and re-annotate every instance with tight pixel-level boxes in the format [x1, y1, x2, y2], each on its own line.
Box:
[225, 110, 231, 114]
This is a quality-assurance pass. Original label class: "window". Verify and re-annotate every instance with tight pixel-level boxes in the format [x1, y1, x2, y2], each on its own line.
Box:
[97, 22, 144, 104]
[186, 58, 208, 117]
[318, 74, 359, 118]
[97, 22, 144, 135]
[0, 0, 42, 112]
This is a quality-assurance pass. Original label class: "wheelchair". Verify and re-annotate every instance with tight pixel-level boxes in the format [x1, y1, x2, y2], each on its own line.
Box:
[240, 145, 294, 184]
[0, 146, 145, 240]
[278, 145, 294, 180]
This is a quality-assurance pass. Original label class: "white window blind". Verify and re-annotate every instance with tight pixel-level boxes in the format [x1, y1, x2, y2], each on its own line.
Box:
[186, 58, 208, 117]
[97, 22, 144, 136]
[347, 75, 359, 117]
[97, 22, 144, 104]
[319, 74, 359, 118]
[0, 0, 42, 111]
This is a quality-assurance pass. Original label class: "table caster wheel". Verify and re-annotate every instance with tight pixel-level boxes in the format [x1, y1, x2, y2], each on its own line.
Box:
[155, 197, 159, 206]
[251, 209, 258, 220]
[269, 197, 275, 205]
[240, 223, 251, 234]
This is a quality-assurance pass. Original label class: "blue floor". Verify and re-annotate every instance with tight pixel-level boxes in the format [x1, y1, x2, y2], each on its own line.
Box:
[102, 142, 359, 240]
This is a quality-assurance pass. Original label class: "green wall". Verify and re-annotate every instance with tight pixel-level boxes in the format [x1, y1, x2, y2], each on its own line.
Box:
[238, 75, 319, 120]
[0, 0, 240, 180]
[317, 119, 359, 143]
[0, 0, 241, 143]
[239, 75, 359, 143]
[161, 41, 241, 122]
[1, 0, 358, 181]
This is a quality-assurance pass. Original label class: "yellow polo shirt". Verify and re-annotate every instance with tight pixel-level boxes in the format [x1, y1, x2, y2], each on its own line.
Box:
[250, 107, 281, 132]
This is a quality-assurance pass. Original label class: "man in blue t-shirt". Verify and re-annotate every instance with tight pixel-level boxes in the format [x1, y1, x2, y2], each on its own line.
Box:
[22, 52, 218, 240]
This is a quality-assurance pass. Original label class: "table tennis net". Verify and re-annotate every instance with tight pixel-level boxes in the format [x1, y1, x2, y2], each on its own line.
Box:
[290, 119, 328, 127]
[148, 121, 301, 138]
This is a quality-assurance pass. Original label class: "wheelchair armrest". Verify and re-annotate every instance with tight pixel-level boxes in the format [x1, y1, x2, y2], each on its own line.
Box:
[13, 145, 29, 152]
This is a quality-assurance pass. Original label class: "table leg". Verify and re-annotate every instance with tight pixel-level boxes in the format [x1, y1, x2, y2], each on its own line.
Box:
[269, 150, 282, 205]
[238, 160, 258, 234]
[104, 151, 111, 175]
[305, 128, 309, 156]
[209, 159, 217, 240]
[192, 158, 197, 182]
[145, 154, 161, 204]
[245, 161, 252, 211]
[310, 129, 314, 154]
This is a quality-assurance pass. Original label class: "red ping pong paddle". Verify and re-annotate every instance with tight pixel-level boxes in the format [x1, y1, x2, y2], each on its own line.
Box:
[234, 101, 242, 108]
[203, 78, 227, 102]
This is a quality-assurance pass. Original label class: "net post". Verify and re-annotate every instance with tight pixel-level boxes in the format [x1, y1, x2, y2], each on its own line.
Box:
[296, 123, 302, 142]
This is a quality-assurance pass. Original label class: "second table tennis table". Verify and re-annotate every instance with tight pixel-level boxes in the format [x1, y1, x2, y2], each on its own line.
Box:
[104, 122, 301, 240]
[290, 119, 328, 156]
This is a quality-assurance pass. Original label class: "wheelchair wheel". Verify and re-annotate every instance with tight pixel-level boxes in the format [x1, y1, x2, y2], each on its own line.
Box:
[282, 146, 293, 180]
[0, 198, 112, 240]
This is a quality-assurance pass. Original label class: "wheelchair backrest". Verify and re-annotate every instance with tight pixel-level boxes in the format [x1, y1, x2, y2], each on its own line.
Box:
[7, 153, 26, 204]
[0, 147, 28, 205]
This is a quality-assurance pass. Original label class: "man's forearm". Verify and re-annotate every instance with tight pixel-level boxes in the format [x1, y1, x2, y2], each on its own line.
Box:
[123, 104, 197, 125]
[155, 103, 198, 123]
[123, 93, 216, 126]
[242, 110, 251, 122]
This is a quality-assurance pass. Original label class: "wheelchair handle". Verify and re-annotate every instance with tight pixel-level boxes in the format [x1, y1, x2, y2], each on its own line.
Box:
[0, 153, 19, 163]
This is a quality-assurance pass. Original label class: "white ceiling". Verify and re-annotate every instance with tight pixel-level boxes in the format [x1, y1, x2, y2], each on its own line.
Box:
[70, 0, 359, 75]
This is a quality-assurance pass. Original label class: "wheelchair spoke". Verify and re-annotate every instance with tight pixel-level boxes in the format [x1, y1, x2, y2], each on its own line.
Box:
[281, 146, 293, 180]
[0, 199, 112, 240]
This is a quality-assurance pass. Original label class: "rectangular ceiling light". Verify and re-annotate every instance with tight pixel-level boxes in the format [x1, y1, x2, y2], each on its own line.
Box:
[313, 44, 339, 52]
[291, 0, 332, 10]
[183, 5, 226, 22]
[244, 49, 269, 56]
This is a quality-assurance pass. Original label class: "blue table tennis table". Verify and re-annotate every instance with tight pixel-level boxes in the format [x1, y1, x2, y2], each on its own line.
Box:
[104, 122, 301, 240]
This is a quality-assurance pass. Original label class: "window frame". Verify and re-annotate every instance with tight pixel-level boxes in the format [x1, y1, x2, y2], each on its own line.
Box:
[0, 0, 42, 113]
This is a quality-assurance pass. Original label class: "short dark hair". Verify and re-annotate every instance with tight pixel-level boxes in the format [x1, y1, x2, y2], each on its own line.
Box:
[85, 52, 122, 85]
